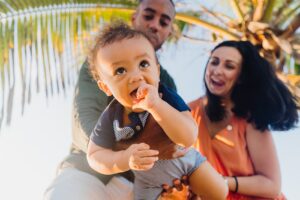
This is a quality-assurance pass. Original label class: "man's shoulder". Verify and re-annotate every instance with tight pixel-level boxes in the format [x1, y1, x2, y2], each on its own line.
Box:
[159, 65, 177, 91]
[159, 84, 189, 112]
[159, 65, 170, 77]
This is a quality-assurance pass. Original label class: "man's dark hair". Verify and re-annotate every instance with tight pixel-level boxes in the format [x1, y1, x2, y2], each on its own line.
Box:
[205, 40, 299, 131]
[138, 0, 175, 7]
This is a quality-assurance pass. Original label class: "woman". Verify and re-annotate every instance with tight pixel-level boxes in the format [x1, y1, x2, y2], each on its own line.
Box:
[189, 40, 299, 199]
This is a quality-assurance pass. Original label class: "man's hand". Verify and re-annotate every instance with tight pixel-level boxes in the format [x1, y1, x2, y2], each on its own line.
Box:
[158, 176, 199, 200]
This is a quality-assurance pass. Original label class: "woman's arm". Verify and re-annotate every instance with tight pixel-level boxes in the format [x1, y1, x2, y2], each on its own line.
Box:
[189, 161, 228, 200]
[230, 124, 281, 198]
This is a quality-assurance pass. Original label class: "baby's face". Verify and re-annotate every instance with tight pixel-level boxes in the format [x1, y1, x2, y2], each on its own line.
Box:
[96, 36, 160, 110]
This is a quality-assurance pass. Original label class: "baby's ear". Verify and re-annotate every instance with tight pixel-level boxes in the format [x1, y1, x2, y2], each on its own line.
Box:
[97, 80, 112, 96]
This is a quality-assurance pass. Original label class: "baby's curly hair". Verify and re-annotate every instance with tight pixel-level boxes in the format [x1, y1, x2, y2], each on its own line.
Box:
[88, 21, 153, 81]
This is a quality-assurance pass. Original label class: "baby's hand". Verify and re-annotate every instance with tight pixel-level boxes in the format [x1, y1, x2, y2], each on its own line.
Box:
[126, 143, 159, 171]
[132, 83, 161, 111]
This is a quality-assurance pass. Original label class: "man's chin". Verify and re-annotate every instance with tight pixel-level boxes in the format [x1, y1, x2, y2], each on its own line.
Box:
[153, 44, 162, 51]
[148, 37, 161, 50]
[153, 42, 162, 51]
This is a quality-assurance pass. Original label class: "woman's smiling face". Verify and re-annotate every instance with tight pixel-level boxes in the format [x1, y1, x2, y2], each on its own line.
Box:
[205, 46, 242, 98]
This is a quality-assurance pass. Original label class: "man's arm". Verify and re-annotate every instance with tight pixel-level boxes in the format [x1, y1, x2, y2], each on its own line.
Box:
[72, 60, 108, 153]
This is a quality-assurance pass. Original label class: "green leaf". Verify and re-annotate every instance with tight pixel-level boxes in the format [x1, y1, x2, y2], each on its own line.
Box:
[295, 63, 300, 75]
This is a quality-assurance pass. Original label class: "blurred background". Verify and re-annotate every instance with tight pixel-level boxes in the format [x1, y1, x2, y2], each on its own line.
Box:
[0, 0, 299, 199]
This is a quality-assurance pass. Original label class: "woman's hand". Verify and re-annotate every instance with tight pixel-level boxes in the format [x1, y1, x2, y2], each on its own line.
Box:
[126, 143, 159, 171]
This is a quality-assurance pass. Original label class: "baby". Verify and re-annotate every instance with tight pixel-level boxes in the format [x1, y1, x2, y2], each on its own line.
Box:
[87, 22, 228, 200]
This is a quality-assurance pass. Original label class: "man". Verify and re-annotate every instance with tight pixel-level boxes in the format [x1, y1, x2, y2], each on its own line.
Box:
[44, 0, 180, 199]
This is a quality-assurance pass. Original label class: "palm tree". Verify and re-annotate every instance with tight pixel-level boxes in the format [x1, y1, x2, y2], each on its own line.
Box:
[0, 1, 137, 129]
[1, 0, 299, 130]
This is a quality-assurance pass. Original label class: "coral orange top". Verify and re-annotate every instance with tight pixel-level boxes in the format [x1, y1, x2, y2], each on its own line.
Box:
[189, 98, 285, 200]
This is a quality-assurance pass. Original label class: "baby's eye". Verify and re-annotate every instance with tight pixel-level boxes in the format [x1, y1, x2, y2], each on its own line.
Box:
[140, 60, 150, 68]
[115, 67, 126, 75]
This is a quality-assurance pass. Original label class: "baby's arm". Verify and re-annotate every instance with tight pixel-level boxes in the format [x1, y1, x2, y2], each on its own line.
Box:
[132, 84, 197, 147]
[87, 140, 159, 174]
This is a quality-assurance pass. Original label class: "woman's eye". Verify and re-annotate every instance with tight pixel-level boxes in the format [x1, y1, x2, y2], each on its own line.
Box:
[210, 59, 219, 66]
[140, 60, 150, 68]
[226, 64, 235, 69]
[115, 67, 126, 75]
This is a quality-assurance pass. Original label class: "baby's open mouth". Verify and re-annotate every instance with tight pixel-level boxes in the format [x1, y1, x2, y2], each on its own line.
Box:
[130, 88, 138, 99]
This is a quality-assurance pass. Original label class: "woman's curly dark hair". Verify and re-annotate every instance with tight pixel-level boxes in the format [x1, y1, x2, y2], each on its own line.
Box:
[205, 40, 299, 131]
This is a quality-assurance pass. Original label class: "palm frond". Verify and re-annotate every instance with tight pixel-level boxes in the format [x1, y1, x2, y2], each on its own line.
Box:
[175, 13, 240, 40]
[229, 0, 245, 22]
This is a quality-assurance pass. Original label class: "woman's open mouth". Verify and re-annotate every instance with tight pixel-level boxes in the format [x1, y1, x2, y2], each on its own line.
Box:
[211, 79, 225, 87]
